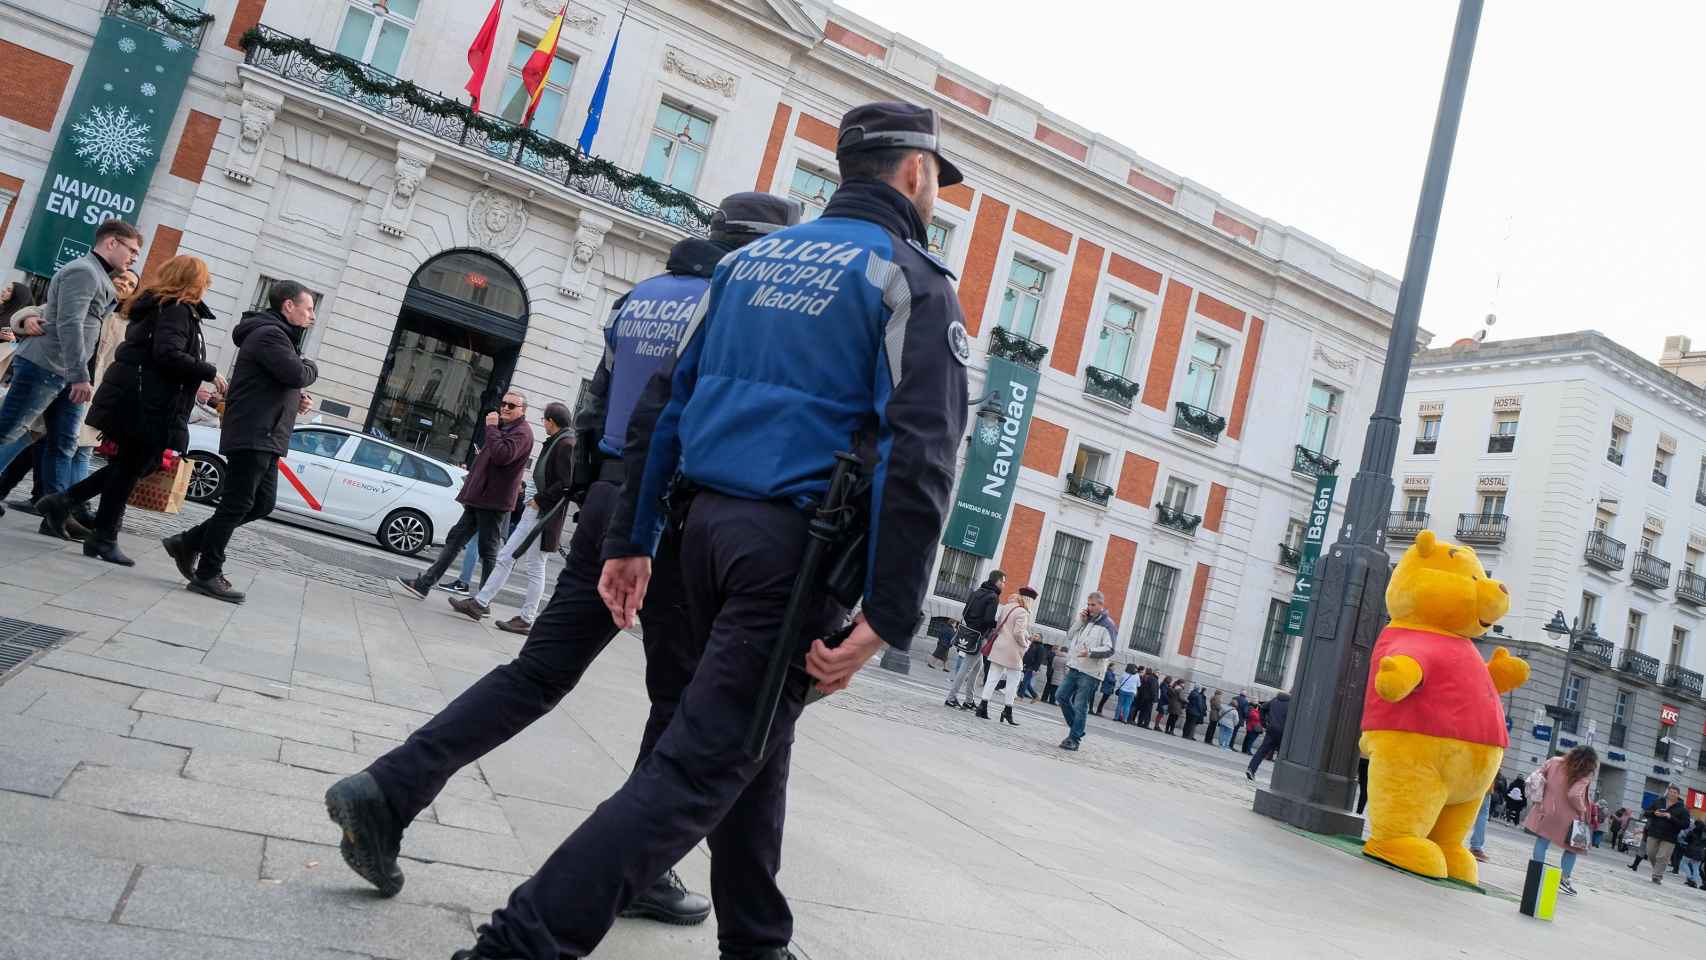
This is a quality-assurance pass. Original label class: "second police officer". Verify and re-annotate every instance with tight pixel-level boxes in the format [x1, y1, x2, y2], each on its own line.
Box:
[450, 101, 972, 960]
[323, 194, 800, 929]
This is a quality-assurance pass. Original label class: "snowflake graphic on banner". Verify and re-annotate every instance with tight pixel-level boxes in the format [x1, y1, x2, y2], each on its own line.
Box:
[977, 422, 1002, 447]
[140, 82, 157, 97]
[161, 35, 184, 53]
[71, 105, 154, 176]
[117, 36, 136, 54]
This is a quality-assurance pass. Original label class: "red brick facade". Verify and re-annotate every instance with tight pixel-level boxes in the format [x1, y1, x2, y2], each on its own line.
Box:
[1034, 123, 1088, 163]
[1100, 536, 1138, 625]
[1178, 562, 1212, 657]
[824, 22, 886, 59]
[753, 104, 792, 191]
[957, 195, 1010, 336]
[794, 112, 839, 152]
[1107, 253, 1162, 294]
[1227, 316, 1265, 441]
[1021, 418, 1068, 476]
[139, 225, 183, 287]
[1116, 453, 1159, 507]
[1012, 211, 1071, 254]
[1204, 483, 1228, 533]
[1195, 292, 1245, 333]
[1140, 280, 1193, 410]
[0, 43, 73, 131]
[1127, 169, 1177, 205]
[169, 111, 222, 184]
[933, 75, 992, 114]
[225, 0, 268, 50]
[1212, 211, 1258, 244]
[1050, 239, 1105, 374]
[998, 504, 1047, 585]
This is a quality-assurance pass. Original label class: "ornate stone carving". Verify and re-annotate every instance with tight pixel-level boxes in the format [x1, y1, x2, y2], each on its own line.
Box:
[559, 213, 612, 299]
[1613, 411, 1634, 432]
[1659, 433, 1678, 454]
[225, 84, 281, 184]
[1690, 530, 1706, 553]
[1647, 513, 1667, 533]
[524, 0, 600, 34]
[663, 47, 738, 99]
[468, 189, 527, 252]
[380, 144, 434, 238]
[1312, 345, 1356, 374]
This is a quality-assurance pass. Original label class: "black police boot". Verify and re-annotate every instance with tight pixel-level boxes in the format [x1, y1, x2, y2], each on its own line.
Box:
[324, 772, 405, 897]
[1000, 706, 1018, 726]
[975, 700, 990, 719]
[619, 868, 712, 925]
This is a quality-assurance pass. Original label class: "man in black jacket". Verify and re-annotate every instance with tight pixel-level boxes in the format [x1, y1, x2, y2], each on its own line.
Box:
[1135, 669, 1158, 728]
[946, 572, 1004, 708]
[1640, 784, 1691, 883]
[165, 280, 317, 603]
[1246, 691, 1290, 780]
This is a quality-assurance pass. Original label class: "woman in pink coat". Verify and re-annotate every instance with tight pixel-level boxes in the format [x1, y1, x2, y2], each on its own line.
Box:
[1524, 745, 1598, 897]
[976, 587, 1036, 726]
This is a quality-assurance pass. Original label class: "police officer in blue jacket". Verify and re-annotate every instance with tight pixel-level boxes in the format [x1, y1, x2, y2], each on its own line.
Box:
[451, 101, 971, 960]
[323, 193, 798, 928]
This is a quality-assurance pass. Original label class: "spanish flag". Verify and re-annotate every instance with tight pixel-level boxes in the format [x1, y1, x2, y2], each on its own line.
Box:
[520, 4, 568, 128]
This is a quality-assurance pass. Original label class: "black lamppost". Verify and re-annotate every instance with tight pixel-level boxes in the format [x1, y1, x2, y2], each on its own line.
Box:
[1541, 610, 1601, 759]
[1253, 0, 1485, 834]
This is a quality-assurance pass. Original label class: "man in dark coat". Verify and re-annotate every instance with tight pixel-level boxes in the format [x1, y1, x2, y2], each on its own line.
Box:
[946, 572, 1004, 708]
[398, 388, 534, 600]
[1246, 691, 1291, 780]
[1135, 669, 1158, 728]
[164, 280, 317, 602]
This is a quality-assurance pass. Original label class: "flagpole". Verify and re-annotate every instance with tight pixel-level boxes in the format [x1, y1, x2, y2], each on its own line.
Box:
[577, 0, 630, 158]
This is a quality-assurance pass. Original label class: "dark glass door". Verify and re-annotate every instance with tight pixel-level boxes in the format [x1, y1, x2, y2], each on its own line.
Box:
[366, 308, 517, 465]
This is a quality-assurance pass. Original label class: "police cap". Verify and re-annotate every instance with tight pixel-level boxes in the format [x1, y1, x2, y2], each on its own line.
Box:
[835, 101, 964, 187]
[710, 191, 802, 239]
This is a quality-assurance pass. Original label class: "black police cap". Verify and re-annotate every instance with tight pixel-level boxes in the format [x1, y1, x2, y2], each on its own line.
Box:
[711, 192, 803, 236]
[835, 101, 964, 187]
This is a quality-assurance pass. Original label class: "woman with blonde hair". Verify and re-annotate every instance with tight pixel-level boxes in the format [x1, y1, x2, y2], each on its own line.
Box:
[976, 586, 1037, 726]
[39, 256, 222, 564]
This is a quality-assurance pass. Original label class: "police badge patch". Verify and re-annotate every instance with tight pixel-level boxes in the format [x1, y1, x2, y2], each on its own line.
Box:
[946, 320, 972, 366]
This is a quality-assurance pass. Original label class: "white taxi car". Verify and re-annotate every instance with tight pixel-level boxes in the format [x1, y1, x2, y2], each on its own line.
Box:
[183, 423, 467, 556]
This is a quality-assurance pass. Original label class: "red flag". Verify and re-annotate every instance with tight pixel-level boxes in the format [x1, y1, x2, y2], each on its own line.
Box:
[465, 0, 504, 113]
[521, 4, 568, 127]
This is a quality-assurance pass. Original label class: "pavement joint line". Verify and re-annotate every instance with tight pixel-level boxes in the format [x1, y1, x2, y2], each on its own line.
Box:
[108, 863, 144, 924]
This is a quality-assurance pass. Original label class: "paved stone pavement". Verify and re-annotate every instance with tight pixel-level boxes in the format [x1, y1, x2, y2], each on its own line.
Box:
[3, 507, 1706, 959]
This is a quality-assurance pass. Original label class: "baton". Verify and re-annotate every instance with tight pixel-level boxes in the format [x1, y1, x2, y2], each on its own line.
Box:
[510, 497, 569, 559]
[744, 452, 861, 759]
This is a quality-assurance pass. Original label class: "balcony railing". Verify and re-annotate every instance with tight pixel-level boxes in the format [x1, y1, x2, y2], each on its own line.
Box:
[1083, 366, 1139, 409]
[988, 325, 1049, 370]
[1387, 512, 1428, 540]
[1610, 722, 1627, 748]
[1632, 550, 1672, 590]
[1608, 445, 1625, 465]
[1064, 473, 1113, 507]
[110, 0, 213, 44]
[1665, 664, 1705, 698]
[1293, 445, 1339, 479]
[1680, 570, 1706, 606]
[1619, 649, 1662, 683]
[1584, 529, 1627, 571]
[240, 25, 717, 235]
[1570, 636, 1615, 669]
[1456, 513, 1508, 544]
[1413, 437, 1438, 455]
[1654, 469, 1670, 488]
[1487, 433, 1516, 453]
[1697, 489, 1706, 508]
[1173, 402, 1227, 443]
[1155, 503, 1202, 536]
[1278, 542, 1302, 569]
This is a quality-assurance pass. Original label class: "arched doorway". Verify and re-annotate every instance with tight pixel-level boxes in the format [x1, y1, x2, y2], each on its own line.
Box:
[366, 250, 528, 466]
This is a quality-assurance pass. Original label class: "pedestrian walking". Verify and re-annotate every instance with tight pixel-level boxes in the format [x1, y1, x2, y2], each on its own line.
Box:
[160, 280, 317, 601]
[1094, 664, 1117, 716]
[1679, 818, 1706, 887]
[1214, 696, 1239, 748]
[0, 219, 140, 513]
[1504, 778, 1526, 826]
[38, 255, 220, 565]
[324, 192, 799, 933]
[1115, 664, 1140, 723]
[445, 102, 969, 960]
[1467, 779, 1494, 863]
[1055, 591, 1116, 751]
[1018, 636, 1047, 701]
[1241, 704, 1263, 753]
[1042, 646, 1064, 704]
[976, 587, 1035, 725]
[1634, 784, 1690, 883]
[1246, 692, 1290, 779]
[1589, 799, 1605, 849]
[1610, 806, 1632, 852]
[1525, 746, 1599, 897]
[946, 571, 1004, 708]
[450, 400, 576, 632]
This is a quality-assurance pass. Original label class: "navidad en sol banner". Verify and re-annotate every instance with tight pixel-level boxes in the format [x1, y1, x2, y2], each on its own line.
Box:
[939, 356, 1042, 559]
[17, 9, 202, 276]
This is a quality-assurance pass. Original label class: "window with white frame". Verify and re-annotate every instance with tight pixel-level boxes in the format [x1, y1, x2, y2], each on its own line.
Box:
[1284, 518, 1305, 550]
[1129, 561, 1179, 655]
[1627, 609, 1646, 652]
[1300, 382, 1341, 454]
[334, 0, 419, 75]
[1478, 493, 1506, 518]
[1609, 420, 1629, 460]
[788, 165, 838, 221]
[1419, 414, 1441, 441]
[1036, 532, 1092, 629]
[1162, 477, 1196, 513]
[996, 259, 1048, 340]
[1254, 599, 1291, 687]
[1579, 591, 1599, 630]
[1655, 446, 1673, 487]
[1181, 336, 1225, 410]
[640, 102, 712, 193]
[1090, 299, 1141, 377]
[1671, 626, 1689, 669]
[1403, 493, 1428, 519]
[932, 547, 981, 603]
[925, 220, 953, 257]
[1687, 546, 1702, 576]
[1071, 445, 1109, 484]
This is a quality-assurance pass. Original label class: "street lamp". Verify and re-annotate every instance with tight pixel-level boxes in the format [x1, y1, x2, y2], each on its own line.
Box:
[1541, 610, 1602, 760]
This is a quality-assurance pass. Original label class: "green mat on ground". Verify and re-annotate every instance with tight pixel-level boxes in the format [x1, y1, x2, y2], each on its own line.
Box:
[1280, 826, 1521, 903]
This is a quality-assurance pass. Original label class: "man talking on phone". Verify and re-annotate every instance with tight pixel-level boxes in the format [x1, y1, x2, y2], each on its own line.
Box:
[1056, 591, 1117, 752]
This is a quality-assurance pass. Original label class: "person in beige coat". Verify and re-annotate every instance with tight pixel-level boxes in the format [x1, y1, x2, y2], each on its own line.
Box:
[976, 586, 1036, 725]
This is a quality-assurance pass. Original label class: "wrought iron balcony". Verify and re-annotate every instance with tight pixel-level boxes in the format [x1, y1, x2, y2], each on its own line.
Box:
[1387, 512, 1428, 540]
[1584, 529, 1626, 571]
[1278, 542, 1302, 569]
[1680, 570, 1706, 606]
[1487, 433, 1516, 453]
[1654, 468, 1670, 488]
[239, 25, 717, 235]
[988, 325, 1049, 370]
[1665, 664, 1705, 698]
[1632, 550, 1672, 590]
[1064, 473, 1113, 507]
[1413, 437, 1438, 455]
[1082, 366, 1139, 409]
[1607, 445, 1625, 465]
[1155, 503, 1202, 536]
[1569, 635, 1615, 669]
[110, 0, 212, 44]
[1609, 722, 1627, 748]
[1293, 445, 1339, 480]
[1173, 402, 1227, 443]
[1618, 649, 1662, 683]
[1697, 489, 1706, 508]
[1455, 512, 1508, 544]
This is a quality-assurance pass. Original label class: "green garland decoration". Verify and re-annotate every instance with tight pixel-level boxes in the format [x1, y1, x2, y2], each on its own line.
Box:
[1084, 365, 1140, 402]
[120, 0, 215, 28]
[238, 28, 713, 227]
[988, 324, 1049, 368]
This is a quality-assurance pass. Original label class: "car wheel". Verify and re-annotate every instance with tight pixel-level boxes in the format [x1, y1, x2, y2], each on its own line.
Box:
[380, 509, 431, 556]
[184, 453, 225, 504]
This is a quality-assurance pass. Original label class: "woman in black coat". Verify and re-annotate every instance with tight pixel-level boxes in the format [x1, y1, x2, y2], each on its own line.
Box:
[40, 256, 220, 564]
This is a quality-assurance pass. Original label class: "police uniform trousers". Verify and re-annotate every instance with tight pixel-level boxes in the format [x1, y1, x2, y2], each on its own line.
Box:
[471, 491, 844, 960]
[365, 478, 696, 830]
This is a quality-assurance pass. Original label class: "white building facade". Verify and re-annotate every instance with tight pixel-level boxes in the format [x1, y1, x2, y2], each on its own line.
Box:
[1393, 332, 1706, 811]
[2, 0, 1404, 691]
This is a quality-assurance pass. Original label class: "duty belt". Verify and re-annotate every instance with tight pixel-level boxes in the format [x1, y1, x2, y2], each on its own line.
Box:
[597, 459, 627, 485]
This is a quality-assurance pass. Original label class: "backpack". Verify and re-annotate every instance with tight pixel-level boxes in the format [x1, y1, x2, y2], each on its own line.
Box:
[1524, 765, 1547, 806]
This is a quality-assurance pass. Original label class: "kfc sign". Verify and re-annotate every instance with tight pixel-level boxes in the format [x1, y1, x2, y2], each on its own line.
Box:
[1661, 703, 1681, 726]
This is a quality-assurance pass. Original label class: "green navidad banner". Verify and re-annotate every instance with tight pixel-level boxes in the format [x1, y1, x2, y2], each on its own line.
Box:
[1284, 473, 1340, 636]
[939, 356, 1043, 559]
[17, 11, 202, 276]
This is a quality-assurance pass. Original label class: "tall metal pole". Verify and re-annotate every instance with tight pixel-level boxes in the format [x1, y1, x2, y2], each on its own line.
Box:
[1254, 0, 1484, 834]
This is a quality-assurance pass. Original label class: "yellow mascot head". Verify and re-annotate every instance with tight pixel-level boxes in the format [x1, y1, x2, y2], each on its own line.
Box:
[1385, 530, 1510, 638]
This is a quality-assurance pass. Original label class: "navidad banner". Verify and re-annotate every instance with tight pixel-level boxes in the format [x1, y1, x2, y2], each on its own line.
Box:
[939, 356, 1042, 559]
[17, 3, 205, 276]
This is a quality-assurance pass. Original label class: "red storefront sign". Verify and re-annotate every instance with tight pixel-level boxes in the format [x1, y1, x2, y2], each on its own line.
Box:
[1661, 703, 1681, 726]
[1690, 788, 1706, 812]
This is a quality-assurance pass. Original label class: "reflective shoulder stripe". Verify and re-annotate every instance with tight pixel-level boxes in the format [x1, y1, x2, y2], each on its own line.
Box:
[865, 250, 912, 390]
[675, 289, 712, 358]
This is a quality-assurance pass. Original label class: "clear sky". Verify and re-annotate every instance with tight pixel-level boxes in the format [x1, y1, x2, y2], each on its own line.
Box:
[837, 0, 1705, 356]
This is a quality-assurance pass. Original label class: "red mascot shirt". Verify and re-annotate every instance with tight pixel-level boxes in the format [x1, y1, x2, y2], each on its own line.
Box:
[1361, 626, 1509, 748]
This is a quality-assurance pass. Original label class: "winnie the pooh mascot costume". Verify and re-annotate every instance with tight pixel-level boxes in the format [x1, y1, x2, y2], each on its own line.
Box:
[1360, 530, 1529, 886]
